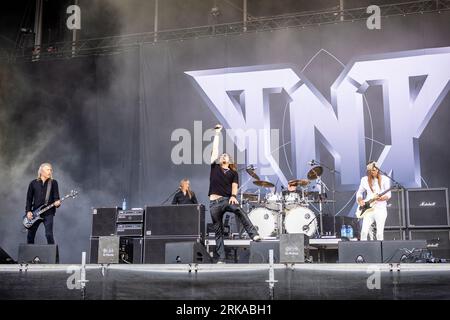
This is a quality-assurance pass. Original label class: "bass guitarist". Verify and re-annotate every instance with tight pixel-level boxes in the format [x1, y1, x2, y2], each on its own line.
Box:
[356, 161, 391, 241]
[25, 163, 61, 244]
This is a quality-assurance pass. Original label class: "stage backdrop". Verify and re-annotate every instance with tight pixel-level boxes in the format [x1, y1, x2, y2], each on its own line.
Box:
[0, 11, 449, 263]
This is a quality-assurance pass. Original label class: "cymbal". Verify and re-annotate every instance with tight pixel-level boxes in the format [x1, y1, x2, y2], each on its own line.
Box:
[253, 180, 275, 188]
[246, 167, 260, 180]
[307, 166, 323, 180]
[288, 179, 310, 187]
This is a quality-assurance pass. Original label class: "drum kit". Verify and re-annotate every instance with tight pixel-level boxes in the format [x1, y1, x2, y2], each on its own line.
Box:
[241, 165, 335, 239]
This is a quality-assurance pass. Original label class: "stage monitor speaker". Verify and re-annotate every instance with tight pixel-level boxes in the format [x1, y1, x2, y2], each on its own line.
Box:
[249, 240, 280, 263]
[0, 247, 15, 264]
[385, 189, 406, 229]
[144, 236, 201, 264]
[409, 229, 450, 259]
[91, 207, 119, 237]
[381, 240, 427, 263]
[165, 242, 212, 264]
[145, 204, 205, 237]
[338, 241, 382, 263]
[406, 188, 449, 228]
[384, 229, 405, 241]
[18, 244, 59, 264]
[98, 236, 120, 264]
[91, 237, 143, 264]
[279, 233, 309, 263]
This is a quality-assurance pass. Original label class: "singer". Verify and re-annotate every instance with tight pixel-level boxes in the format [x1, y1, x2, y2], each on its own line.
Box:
[172, 179, 198, 205]
[356, 161, 391, 241]
[208, 124, 261, 263]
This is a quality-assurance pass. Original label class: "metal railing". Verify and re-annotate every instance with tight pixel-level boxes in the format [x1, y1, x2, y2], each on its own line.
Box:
[5, 0, 450, 63]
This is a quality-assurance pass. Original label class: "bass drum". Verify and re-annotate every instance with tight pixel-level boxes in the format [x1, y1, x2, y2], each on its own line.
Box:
[284, 206, 317, 237]
[247, 207, 278, 238]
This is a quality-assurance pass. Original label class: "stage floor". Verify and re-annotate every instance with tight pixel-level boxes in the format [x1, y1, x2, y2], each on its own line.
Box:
[1, 263, 450, 300]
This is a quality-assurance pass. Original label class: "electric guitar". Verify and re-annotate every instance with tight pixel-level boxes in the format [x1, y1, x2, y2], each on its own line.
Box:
[22, 190, 79, 229]
[355, 186, 396, 219]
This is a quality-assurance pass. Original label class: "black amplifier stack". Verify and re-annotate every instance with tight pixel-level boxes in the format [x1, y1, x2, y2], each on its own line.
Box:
[143, 204, 206, 263]
[90, 204, 206, 264]
[382, 188, 450, 258]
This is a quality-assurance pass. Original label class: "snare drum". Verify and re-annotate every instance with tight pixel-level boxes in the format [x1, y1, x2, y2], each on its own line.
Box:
[247, 207, 279, 238]
[264, 192, 282, 211]
[283, 191, 300, 210]
[284, 206, 317, 237]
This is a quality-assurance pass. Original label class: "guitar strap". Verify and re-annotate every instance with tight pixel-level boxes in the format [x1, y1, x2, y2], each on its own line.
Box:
[44, 179, 52, 206]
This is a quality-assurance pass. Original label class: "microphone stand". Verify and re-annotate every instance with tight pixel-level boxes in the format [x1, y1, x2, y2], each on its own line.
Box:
[310, 159, 340, 237]
[160, 189, 179, 205]
[373, 165, 405, 240]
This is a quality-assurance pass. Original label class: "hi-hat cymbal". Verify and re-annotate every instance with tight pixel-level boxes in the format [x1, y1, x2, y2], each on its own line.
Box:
[246, 167, 260, 180]
[253, 180, 275, 188]
[307, 166, 323, 180]
[288, 179, 310, 187]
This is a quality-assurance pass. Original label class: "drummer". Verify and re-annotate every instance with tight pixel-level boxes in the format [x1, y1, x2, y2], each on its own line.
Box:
[283, 182, 298, 195]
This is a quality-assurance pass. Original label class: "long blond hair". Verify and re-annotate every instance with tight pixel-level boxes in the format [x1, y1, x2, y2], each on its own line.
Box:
[37, 163, 53, 180]
[367, 170, 381, 192]
[180, 179, 193, 199]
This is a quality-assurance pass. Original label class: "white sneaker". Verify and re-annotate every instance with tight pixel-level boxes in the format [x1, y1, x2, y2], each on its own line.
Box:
[253, 235, 262, 242]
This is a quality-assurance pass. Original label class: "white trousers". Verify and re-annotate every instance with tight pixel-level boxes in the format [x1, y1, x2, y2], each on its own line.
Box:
[360, 207, 387, 241]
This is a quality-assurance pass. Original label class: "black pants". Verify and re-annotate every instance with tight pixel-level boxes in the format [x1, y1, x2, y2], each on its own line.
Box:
[27, 214, 55, 244]
[210, 197, 258, 260]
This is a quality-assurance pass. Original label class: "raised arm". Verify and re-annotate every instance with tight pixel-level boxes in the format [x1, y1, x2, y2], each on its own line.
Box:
[210, 124, 222, 164]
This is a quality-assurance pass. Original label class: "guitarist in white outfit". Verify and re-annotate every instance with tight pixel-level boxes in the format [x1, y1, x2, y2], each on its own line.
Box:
[356, 162, 391, 241]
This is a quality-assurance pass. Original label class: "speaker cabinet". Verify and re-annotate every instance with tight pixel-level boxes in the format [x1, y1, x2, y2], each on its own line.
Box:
[279, 233, 309, 263]
[165, 242, 212, 264]
[18, 244, 59, 264]
[385, 189, 406, 229]
[409, 229, 450, 259]
[381, 240, 427, 263]
[90, 237, 143, 264]
[338, 241, 382, 263]
[0, 247, 15, 264]
[91, 207, 119, 237]
[249, 240, 280, 263]
[406, 188, 449, 228]
[145, 205, 205, 237]
[89, 237, 99, 263]
[144, 236, 201, 264]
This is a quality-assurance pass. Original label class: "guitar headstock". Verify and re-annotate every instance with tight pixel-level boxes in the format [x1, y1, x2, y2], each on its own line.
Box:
[68, 189, 79, 198]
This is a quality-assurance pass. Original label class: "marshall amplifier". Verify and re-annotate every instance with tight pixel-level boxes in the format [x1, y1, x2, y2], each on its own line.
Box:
[385, 189, 406, 229]
[116, 223, 143, 237]
[409, 229, 450, 259]
[406, 188, 449, 228]
[116, 209, 144, 223]
[145, 204, 205, 237]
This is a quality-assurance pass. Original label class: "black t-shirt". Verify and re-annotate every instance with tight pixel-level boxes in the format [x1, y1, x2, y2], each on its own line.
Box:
[172, 190, 198, 205]
[25, 179, 60, 215]
[208, 163, 239, 197]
